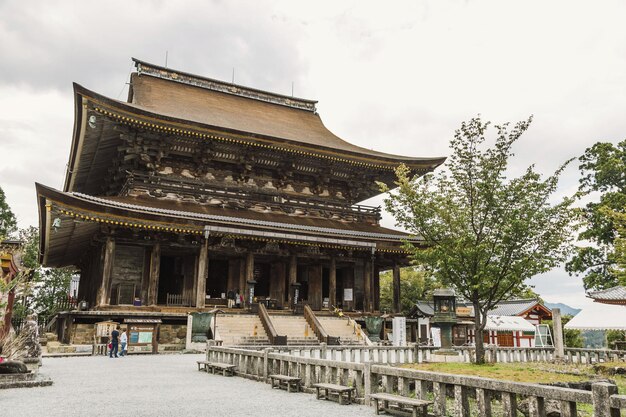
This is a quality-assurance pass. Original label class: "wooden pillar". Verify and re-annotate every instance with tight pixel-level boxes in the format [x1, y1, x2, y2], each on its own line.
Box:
[287, 255, 297, 306]
[97, 237, 115, 306]
[309, 263, 323, 310]
[147, 242, 161, 305]
[238, 257, 246, 301]
[364, 259, 372, 312]
[392, 263, 401, 314]
[195, 239, 208, 308]
[329, 257, 337, 308]
[373, 266, 380, 311]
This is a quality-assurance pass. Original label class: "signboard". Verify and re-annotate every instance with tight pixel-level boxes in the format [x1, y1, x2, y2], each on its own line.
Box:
[456, 307, 472, 316]
[95, 321, 119, 338]
[431, 327, 442, 347]
[343, 288, 353, 301]
[138, 332, 153, 344]
[392, 317, 407, 346]
[128, 324, 156, 353]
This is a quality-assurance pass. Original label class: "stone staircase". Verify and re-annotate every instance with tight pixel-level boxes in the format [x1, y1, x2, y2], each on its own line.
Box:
[269, 315, 320, 345]
[318, 317, 367, 345]
[215, 314, 269, 346]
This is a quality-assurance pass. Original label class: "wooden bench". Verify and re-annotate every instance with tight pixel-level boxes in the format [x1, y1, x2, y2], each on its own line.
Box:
[312, 382, 356, 405]
[369, 393, 432, 417]
[196, 360, 210, 372]
[268, 374, 301, 393]
[196, 361, 236, 376]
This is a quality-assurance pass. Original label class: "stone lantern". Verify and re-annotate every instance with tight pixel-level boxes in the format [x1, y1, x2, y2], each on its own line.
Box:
[432, 288, 460, 360]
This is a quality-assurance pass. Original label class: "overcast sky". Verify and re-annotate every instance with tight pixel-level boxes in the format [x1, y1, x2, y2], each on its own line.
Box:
[2, 0, 626, 309]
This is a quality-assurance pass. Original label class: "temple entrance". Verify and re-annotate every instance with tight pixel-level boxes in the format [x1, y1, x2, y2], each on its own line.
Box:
[297, 265, 308, 302]
[158, 254, 195, 305]
[207, 259, 228, 298]
[253, 263, 271, 297]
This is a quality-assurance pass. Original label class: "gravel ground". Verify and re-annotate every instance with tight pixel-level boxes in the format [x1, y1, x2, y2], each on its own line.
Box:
[2, 354, 373, 417]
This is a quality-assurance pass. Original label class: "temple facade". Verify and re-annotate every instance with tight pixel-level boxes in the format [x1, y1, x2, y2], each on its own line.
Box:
[36, 58, 444, 332]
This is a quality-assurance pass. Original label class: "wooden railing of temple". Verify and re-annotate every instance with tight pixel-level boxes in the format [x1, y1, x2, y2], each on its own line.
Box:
[236, 344, 435, 364]
[124, 172, 381, 219]
[257, 303, 287, 345]
[206, 345, 626, 416]
[303, 305, 339, 345]
[166, 293, 192, 307]
[455, 346, 626, 364]
[231, 344, 626, 365]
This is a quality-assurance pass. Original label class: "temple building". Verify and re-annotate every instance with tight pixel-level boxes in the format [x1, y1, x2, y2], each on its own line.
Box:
[36, 58, 444, 347]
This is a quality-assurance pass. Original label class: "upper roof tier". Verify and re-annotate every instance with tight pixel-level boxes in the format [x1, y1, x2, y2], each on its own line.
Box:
[129, 58, 444, 163]
[64, 58, 445, 195]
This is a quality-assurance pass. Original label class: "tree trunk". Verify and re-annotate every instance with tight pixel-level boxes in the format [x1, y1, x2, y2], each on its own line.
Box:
[473, 301, 486, 364]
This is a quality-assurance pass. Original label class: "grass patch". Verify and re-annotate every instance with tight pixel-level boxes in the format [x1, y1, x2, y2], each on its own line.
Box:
[402, 361, 626, 393]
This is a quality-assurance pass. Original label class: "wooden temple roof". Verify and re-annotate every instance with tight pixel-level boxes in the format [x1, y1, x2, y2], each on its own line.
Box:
[129, 60, 439, 163]
[64, 59, 445, 195]
[37, 183, 416, 267]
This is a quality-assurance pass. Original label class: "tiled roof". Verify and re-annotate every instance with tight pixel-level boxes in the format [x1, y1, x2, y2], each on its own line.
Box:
[412, 301, 435, 317]
[127, 68, 444, 164]
[488, 299, 547, 316]
[588, 286, 626, 301]
[410, 300, 474, 318]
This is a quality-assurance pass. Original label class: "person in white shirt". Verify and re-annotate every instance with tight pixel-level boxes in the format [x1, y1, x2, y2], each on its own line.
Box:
[119, 329, 128, 357]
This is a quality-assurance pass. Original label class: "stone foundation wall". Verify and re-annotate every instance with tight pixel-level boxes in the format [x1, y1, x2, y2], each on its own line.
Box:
[72, 324, 96, 345]
[158, 325, 186, 344]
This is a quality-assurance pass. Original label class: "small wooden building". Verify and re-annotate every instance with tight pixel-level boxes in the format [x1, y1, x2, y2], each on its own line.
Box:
[410, 298, 552, 347]
[0, 240, 21, 339]
[36, 59, 444, 345]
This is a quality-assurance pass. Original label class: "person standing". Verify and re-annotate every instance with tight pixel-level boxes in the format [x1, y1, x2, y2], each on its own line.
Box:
[109, 326, 120, 358]
[227, 289, 235, 308]
[119, 328, 128, 357]
[235, 289, 241, 308]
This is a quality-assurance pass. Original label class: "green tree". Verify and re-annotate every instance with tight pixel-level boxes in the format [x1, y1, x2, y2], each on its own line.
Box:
[0, 186, 17, 239]
[380, 116, 575, 363]
[379, 267, 441, 314]
[16, 226, 76, 320]
[544, 315, 583, 348]
[606, 329, 626, 350]
[566, 141, 626, 290]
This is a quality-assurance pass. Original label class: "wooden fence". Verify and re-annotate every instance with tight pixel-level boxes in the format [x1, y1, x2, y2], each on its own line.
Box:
[166, 293, 192, 306]
[206, 345, 626, 417]
[231, 344, 626, 365]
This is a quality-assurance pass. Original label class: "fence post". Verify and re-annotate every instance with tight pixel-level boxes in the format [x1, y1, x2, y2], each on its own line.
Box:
[413, 343, 420, 363]
[552, 308, 565, 361]
[263, 348, 272, 382]
[591, 382, 619, 417]
[320, 342, 327, 360]
[364, 362, 372, 405]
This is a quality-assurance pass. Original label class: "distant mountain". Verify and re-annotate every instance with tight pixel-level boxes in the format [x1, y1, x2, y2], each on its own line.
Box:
[544, 302, 581, 317]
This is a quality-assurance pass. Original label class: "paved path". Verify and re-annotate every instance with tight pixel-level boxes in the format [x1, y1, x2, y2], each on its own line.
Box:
[2, 354, 372, 417]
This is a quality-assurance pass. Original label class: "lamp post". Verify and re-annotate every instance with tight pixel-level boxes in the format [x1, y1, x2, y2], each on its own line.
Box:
[432, 288, 461, 361]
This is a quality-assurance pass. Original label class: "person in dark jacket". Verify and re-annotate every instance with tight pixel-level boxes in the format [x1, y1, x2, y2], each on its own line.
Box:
[109, 326, 120, 358]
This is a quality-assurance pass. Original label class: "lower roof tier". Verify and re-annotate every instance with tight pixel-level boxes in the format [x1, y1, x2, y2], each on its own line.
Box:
[37, 183, 419, 267]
